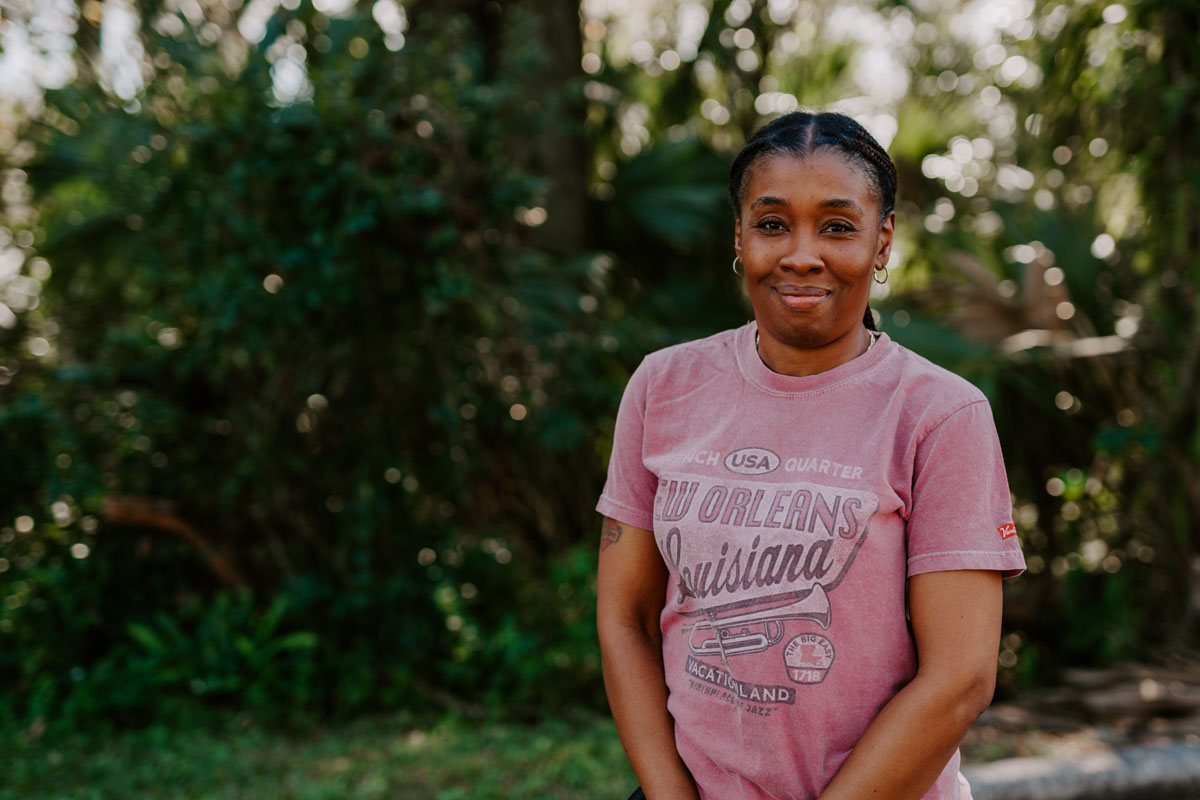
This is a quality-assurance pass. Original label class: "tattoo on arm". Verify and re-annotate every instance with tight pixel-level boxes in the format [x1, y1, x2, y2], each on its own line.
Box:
[600, 518, 624, 552]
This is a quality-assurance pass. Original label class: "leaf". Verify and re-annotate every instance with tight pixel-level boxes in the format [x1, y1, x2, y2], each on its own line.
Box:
[126, 623, 164, 654]
[271, 632, 319, 651]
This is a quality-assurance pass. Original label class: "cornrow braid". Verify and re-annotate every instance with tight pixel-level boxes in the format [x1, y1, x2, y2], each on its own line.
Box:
[728, 111, 898, 332]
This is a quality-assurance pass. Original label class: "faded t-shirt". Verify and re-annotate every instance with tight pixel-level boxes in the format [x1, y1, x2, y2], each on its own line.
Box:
[597, 322, 1025, 800]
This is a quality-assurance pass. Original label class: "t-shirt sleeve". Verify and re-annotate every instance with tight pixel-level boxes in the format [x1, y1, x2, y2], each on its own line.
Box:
[595, 359, 658, 530]
[905, 399, 1026, 579]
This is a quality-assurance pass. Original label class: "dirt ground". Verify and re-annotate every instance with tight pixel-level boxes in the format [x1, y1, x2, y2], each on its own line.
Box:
[962, 662, 1200, 764]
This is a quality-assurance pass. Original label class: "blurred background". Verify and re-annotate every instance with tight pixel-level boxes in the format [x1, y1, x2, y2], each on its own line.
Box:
[0, 0, 1197, 797]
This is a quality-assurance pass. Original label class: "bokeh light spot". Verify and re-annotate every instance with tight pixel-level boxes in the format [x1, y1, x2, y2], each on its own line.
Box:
[1091, 233, 1116, 259]
[1102, 4, 1128, 23]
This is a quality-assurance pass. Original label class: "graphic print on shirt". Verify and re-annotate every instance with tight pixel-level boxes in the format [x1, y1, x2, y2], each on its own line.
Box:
[654, 456, 877, 702]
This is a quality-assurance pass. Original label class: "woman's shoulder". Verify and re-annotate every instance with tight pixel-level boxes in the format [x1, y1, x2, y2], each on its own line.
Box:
[880, 339, 992, 418]
[643, 325, 743, 368]
[632, 324, 747, 395]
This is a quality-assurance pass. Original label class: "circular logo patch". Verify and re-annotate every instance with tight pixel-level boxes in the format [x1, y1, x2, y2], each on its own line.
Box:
[783, 633, 835, 684]
[723, 447, 780, 475]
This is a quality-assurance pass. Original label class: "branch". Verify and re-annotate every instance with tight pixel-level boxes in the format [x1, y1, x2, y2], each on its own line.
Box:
[102, 494, 249, 590]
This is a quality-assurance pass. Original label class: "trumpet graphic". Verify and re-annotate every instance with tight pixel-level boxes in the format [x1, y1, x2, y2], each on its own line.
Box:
[685, 585, 831, 657]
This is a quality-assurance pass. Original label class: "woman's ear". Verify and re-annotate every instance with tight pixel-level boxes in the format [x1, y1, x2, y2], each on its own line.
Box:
[875, 211, 896, 269]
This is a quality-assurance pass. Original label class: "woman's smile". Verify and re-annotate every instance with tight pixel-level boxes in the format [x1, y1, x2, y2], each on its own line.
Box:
[771, 284, 833, 310]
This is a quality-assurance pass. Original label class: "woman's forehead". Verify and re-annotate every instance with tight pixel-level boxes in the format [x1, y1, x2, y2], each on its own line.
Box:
[742, 149, 876, 200]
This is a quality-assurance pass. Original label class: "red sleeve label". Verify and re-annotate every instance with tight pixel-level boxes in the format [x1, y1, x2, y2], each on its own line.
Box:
[997, 522, 1017, 539]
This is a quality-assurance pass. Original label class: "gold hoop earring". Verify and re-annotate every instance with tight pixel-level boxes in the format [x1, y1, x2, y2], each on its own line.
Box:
[874, 265, 889, 285]
[732, 256, 744, 277]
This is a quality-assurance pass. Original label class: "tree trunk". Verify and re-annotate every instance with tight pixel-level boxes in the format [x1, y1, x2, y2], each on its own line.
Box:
[407, 1, 589, 254]
[524, 0, 588, 255]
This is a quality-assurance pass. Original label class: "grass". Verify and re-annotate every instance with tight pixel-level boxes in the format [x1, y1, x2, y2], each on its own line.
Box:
[1, 713, 636, 800]
[1, 706, 1061, 798]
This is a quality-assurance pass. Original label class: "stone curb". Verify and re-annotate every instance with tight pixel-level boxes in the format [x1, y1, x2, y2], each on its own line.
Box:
[964, 743, 1200, 800]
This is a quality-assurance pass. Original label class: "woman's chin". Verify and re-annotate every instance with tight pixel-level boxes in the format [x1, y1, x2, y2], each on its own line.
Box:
[760, 322, 846, 351]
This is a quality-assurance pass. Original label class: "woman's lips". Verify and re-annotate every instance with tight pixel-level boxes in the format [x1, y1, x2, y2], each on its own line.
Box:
[773, 285, 830, 310]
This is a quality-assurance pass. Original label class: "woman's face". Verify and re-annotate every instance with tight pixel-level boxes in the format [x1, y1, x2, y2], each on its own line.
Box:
[734, 149, 894, 373]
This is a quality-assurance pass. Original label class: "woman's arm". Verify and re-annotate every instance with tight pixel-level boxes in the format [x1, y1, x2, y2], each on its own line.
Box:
[597, 516, 700, 800]
[817, 569, 1003, 800]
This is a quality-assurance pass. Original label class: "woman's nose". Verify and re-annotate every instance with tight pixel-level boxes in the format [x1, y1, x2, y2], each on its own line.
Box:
[778, 233, 823, 272]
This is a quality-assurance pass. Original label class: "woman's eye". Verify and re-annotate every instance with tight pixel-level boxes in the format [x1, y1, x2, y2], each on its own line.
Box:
[754, 218, 786, 232]
[825, 221, 857, 234]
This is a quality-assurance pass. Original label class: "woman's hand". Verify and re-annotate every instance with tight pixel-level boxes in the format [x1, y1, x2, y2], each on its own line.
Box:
[817, 569, 1003, 800]
[597, 516, 700, 800]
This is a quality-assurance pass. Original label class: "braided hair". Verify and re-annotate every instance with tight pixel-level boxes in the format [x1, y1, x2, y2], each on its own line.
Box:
[729, 111, 897, 331]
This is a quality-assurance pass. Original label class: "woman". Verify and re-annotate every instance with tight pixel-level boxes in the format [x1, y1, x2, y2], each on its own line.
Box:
[596, 111, 1025, 800]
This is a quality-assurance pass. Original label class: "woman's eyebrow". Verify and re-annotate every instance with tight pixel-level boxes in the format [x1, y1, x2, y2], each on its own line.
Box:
[819, 198, 864, 214]
[750, 196, 865, 214]
[749, 195, 787, 210]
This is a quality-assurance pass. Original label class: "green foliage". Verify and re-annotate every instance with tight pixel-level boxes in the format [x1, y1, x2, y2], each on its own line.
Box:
[453, 544, 604, 710]
[0, 3, 631, 727]
[121, 595, 318, 703]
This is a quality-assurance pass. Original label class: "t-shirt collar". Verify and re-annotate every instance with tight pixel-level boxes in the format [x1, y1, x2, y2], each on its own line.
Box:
[736, 320, 893, 394]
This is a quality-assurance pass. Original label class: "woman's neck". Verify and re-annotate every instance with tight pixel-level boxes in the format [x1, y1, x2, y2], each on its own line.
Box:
[755, 325, 876, 377]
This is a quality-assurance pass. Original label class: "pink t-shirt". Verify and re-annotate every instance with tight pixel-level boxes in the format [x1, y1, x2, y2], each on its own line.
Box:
[597, 322, 1025, 800]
